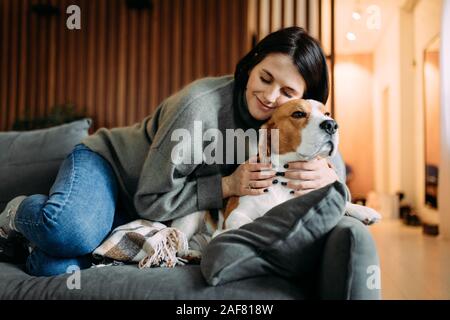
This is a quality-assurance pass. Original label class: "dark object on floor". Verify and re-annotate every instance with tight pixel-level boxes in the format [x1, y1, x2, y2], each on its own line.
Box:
[402, 209, 421, 226]
[422, 223, 439, 236]
[399, 204, 412, 220]
[396, 191, 405, 202]
[425, 164, 438, 209]
[397, 191, 410, 220]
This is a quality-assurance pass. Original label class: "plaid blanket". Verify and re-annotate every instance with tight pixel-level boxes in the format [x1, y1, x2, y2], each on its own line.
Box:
[93, 219, 189, 268]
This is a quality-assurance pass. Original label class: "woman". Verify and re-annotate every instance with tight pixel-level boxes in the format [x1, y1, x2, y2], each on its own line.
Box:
[0, 26, 339, 276]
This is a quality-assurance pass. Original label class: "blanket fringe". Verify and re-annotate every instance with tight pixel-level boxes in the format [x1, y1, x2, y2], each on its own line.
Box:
[138, 227, 188, 269]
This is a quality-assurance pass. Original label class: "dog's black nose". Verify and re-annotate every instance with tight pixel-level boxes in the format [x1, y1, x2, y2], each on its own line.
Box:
[320, 120, 338, 135]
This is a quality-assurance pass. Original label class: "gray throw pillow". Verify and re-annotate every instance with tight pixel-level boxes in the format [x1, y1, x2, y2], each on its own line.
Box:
[200, 181, 348, 286]
[0, 119, 92, 211]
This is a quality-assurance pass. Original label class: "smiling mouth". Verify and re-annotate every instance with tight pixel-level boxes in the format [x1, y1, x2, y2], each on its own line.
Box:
[256, 96, 276, 110]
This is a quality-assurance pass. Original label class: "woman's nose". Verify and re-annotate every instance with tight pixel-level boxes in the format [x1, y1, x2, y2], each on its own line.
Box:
[263, 87, 279, 104]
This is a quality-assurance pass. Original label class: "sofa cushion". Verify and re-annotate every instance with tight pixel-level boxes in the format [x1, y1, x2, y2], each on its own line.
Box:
[0, 262, 305, 299]
[200, 181, 347, 287]
[0, 119, 92, 211]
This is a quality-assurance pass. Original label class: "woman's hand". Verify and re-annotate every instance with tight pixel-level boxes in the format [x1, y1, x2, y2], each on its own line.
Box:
[222, 156, 276, 198]
[283, 158, 339, 197]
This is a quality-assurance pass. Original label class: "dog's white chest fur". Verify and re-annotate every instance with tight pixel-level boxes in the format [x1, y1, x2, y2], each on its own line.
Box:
[224, 183, 294, 229]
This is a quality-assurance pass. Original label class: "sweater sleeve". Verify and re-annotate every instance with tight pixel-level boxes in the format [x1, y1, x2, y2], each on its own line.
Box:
[133, 101, 224, 222]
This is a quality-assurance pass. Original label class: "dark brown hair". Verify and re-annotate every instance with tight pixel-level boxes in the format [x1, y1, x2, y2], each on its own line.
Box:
[234, 27, 329, 104]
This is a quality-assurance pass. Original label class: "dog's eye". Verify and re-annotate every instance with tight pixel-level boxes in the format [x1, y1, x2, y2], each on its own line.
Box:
[325, 112, 331, 117]
[291, 111, 307, 119]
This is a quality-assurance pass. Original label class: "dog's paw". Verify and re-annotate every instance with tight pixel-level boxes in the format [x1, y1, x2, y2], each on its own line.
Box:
[345, 203, 382, 225]
[178, 249, 202, 265]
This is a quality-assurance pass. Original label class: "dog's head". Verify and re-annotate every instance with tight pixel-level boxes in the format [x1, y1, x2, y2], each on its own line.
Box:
[258, 99, 339, 161]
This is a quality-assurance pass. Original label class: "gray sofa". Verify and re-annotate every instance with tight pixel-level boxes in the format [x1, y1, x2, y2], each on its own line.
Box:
[0, 119, 381, 300]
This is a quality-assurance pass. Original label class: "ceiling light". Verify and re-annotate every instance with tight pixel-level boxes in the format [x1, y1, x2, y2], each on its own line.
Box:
[346, 32, 357, 41]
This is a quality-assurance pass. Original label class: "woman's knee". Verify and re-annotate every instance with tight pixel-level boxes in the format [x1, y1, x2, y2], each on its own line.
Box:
[39, 207, 115, 257]
[14, 146, 119, 258]
[17, 195, 115, 257]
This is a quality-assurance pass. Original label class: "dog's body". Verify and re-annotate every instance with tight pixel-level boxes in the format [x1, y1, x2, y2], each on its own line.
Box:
[172, 99, 381, 257]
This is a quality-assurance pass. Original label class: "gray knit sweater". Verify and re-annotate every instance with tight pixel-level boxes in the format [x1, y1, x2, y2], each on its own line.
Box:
[82, 75, 239, 222]
[83, 75, 347, 222]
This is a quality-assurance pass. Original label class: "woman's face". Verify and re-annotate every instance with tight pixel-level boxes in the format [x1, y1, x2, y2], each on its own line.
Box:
[245, 53, 306, 121]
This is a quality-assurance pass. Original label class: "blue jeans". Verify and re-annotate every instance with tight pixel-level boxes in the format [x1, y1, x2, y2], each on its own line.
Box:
[15, 144, 131, 276]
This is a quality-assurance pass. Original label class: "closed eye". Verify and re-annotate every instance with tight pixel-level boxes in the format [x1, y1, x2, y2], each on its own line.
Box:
[260, 76, 295, 98]
[283, 90, 293, 98]
[291, 111, 307, 119]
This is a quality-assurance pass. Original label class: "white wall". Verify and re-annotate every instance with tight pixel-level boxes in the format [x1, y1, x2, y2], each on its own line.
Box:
[399, 7, 416, 208]
[439, 0, 450, 238]
[372, 0, 443, 225]
[373, 11, 402, 197]
[335, 55, 374, 199]
[413, 0, 442, 224]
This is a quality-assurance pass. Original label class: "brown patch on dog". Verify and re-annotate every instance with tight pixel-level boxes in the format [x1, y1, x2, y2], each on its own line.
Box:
[261, 99, 314, 155]
[258, 122, 272, 163]
[204, 211, 218, 231]
[222, 197, 240, 229]
[179, 250, 202, 265]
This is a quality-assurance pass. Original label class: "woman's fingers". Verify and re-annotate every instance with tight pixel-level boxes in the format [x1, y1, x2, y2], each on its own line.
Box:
[230, 157, 276, 196]
[241, 171, 275, 195]
[246, 162, 272, 172]
[282, 158, 338, 197]
[244, 161, 275, 181]
[249, 170, 276, 180]
[246, 179, 274, 189]
[240, 156, 333, 196]
[239, 182, 270, 195]
[284, 170, 318, 181]
[286, 158, 326, 171]
[247, 188, 270, 195]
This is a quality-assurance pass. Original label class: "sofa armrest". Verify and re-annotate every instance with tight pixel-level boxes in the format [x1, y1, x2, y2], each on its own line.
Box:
[318, 216, 381, 300]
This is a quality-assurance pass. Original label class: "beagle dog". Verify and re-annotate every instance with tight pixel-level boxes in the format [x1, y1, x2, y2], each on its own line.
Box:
[172, 99, 381, 257]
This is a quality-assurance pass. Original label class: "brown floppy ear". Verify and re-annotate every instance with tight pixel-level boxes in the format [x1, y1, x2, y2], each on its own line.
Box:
[258, 120, 275, 164]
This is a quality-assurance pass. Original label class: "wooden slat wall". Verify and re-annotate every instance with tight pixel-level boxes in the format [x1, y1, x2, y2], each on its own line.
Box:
[247, 0, 318, 45]
[0, 0, 319, 131]
[0, 0, 249, 131]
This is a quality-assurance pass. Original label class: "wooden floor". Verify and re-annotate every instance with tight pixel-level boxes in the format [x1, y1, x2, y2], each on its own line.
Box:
[369, 219, 450, 300]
